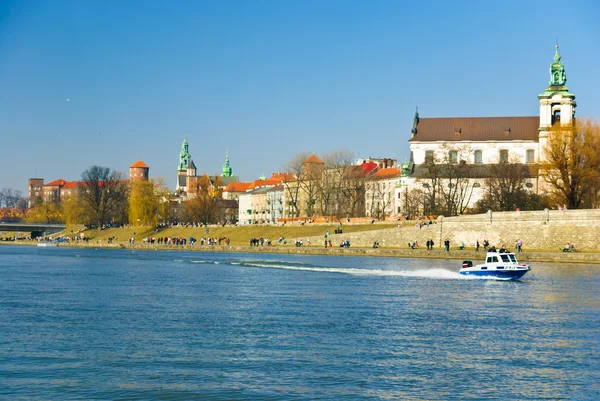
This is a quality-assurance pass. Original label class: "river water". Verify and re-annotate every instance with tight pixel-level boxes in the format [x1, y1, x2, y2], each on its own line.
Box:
[0, 245, 598, 400]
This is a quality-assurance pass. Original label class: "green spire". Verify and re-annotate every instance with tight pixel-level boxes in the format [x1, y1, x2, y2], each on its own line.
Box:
[178, 137, 192, 171]
[549, 45, 566, 87]
[221, 149, 233, 177]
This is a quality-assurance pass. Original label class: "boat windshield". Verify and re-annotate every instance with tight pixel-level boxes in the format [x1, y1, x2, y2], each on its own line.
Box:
[500, 254, 511, 263]
[509, 254, 517, 263]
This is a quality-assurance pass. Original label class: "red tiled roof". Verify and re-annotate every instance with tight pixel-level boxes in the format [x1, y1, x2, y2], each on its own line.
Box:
[409, 116, 539, 142]
[224, 182, 251, 192]
[130, 160, 149, 168]
[45, 179, 67, 187]
[356, 162, 378, 175]
[247, 178, 282, 190]
[371, 167, 401, 179]
[62, 181, 80, 189]
[304, 154, 324, 164]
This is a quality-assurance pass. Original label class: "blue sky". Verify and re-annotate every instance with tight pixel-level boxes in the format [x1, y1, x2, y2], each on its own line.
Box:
[1, 0, 599, 194]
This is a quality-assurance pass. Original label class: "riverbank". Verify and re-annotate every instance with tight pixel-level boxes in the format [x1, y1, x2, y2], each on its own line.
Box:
[4, 240, 597, 265]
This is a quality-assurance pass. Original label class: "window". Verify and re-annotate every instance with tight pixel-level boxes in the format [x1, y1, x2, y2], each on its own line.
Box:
[526, 149, 535, 163]
[499, 149, 509, 163]
[449, 150, 458, 163]
[474, 150, 482, 164]
[552, 109, 561, 126]
[473, 182, 481, 188]
[525, 182, 534, 189]
[425, 150, 434, 162]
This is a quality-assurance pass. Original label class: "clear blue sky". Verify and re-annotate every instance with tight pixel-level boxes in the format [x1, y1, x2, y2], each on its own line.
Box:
[1, 0, 599, 194]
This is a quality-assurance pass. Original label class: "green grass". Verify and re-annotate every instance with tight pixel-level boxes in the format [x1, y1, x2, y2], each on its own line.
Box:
[86, 223, 398, 246]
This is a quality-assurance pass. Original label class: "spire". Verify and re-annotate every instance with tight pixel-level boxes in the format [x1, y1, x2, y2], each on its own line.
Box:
[549, 44, 567, 87]
[178, 137, 192, 171]
[411, 106, 420, 137]
[221, 149, 233, 177]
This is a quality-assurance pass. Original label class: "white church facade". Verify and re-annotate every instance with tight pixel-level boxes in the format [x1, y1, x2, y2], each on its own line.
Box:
[396, 46, 576, 215]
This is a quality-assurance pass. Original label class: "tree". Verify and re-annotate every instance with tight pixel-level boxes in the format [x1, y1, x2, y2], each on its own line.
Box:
[317, 150, 355, 217]
[62, 194, 91, 225]
[129, 180, 160, 227]
[420, 145, 474, 216]
[541, 118, 600, 209]
[185, 175, 223, 224]
[282, 153, 310, 218]
[79, 166, 127, 228]
[475, 153, 540, 212]
[25, 200, 64, 223]
[0, 188, 25, 208]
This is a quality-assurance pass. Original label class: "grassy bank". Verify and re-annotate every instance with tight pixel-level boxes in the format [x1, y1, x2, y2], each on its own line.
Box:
[81, 223, 398, 246]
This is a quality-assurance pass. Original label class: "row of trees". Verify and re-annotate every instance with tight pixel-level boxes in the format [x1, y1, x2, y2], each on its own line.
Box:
[0, 188, 26, 209]
[27, 166, 177, 227]
[282, 150, 371, 219]
[280, 118, 600, 218]
[13, 118, 600, 225]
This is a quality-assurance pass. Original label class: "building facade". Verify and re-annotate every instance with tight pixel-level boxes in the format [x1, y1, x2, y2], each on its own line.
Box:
[398, 46, 576, 215]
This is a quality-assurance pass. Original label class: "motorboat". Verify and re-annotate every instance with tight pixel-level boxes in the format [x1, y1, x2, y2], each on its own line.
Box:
[460, 251, 530, 280]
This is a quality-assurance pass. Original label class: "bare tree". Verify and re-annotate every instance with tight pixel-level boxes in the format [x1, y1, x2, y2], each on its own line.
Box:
[318, 150, 355, 217]
[79, 166, 127, 228]
[0, 188, 24, 208]
[281, 153, 310, 218]
[185, 175, 223, 224]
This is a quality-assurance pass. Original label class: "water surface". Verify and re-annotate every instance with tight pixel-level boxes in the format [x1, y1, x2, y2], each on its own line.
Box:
[1, 245, 598, 400]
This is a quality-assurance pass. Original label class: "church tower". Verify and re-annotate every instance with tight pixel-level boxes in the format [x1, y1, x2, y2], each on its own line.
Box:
[221, 150, 233, 177]
[177, 137, 193, 192]
[538, 45, 576, 161]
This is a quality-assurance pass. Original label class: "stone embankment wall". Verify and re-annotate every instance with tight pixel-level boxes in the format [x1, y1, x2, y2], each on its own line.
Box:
[304, 209, 600, 251]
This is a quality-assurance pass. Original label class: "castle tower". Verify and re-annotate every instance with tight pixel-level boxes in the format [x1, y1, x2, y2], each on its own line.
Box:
[28, 178, 44, 207]
[538, 45, 576, 162]
[177, 137, 193, 191]
[221, 150, 233, 177]
[129, 160, 149, 182]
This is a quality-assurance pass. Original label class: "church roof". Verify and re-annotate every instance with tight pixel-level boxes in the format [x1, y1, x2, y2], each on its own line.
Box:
[187, 159, 197, 170]
[409, 116, 539, 142]
[130, 160, 149, 169]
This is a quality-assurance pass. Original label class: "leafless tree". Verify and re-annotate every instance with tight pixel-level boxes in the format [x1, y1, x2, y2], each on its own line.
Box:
[79, 166, 127, 228]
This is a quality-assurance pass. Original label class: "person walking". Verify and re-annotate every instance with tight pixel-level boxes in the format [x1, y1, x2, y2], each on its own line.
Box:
[476, 240, 480, 252]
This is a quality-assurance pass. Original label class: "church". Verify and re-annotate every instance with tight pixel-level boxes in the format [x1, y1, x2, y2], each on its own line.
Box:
[175, 137, 239, 196]
[398, 45, 576, 213]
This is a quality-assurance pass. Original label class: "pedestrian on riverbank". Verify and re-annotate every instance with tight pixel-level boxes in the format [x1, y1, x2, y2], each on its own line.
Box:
[444, 239, 450, 252]
[476, 240, 480, 252]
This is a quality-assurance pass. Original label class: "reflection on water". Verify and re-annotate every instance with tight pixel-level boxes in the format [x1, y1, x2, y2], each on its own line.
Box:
[0, 245, 598, 400]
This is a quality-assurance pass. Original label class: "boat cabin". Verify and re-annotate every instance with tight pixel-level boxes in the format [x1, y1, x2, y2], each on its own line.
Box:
[485, 252, 518, 265]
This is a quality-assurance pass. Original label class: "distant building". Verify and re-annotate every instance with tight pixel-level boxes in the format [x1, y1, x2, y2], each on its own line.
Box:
[175, 137, 239, 196]
[27, 160, 149, 205]
[129, 160, 150, 182]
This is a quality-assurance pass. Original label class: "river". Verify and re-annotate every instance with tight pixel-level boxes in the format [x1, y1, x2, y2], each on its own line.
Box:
[1, 245, 598, 400]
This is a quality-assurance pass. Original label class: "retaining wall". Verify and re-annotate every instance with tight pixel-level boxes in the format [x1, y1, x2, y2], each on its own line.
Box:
[304, 209, 600, 251]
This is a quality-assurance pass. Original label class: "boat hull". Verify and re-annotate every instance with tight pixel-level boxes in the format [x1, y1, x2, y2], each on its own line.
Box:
[459, 269, 529, 280]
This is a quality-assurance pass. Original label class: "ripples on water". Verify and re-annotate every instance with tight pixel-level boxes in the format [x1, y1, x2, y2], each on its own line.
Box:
[0, 245, 598, 400]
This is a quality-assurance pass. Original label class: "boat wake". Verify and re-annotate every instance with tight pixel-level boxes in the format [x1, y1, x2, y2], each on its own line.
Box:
[180, 258, 504, 280]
